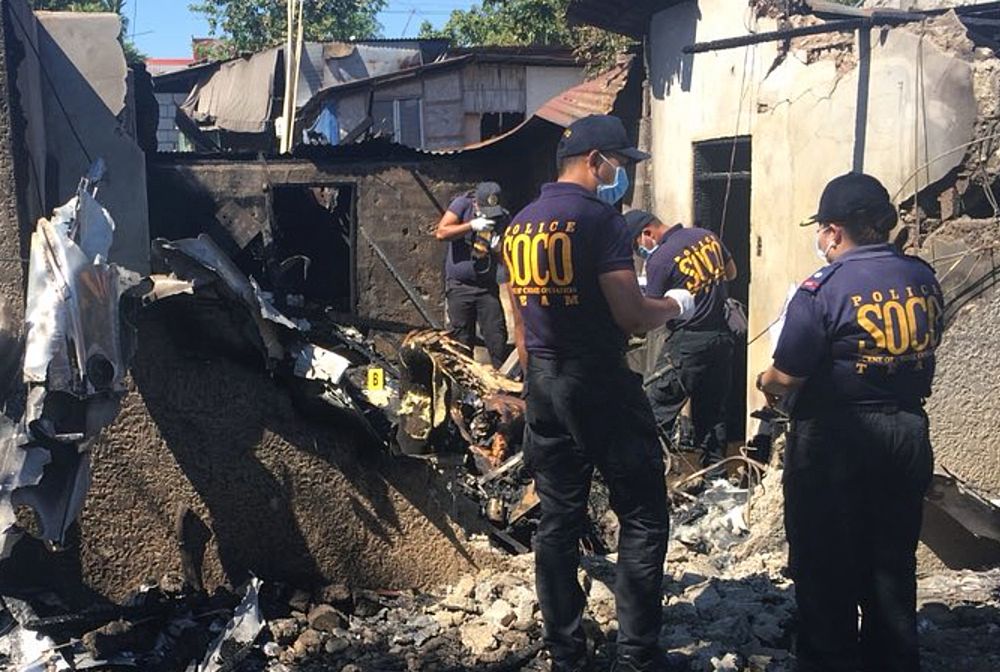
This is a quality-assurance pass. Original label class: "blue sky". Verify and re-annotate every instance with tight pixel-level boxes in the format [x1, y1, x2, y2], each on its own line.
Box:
[132, 1, 478, 59]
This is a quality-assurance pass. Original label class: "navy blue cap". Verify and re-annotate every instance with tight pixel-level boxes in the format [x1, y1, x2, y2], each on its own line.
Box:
[556, 115, 651, 162]
[624, 209, 658, 240]
[475, 181, 505, 218]
[802, 172, 893, 226]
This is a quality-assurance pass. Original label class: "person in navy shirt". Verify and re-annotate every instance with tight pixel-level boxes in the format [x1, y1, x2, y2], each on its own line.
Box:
[757, 173, 943, 672]
[626, 210, 737, 465]
[503, 115, 693, 672]
[434, 181, 510, 367]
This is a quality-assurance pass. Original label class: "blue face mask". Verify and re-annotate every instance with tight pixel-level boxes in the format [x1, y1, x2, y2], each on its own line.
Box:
[637, 243, 659, 260]
[596, 154, 629, 205]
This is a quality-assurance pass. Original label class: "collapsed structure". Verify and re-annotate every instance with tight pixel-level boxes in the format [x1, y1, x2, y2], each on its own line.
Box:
[0, 0, 998, 669]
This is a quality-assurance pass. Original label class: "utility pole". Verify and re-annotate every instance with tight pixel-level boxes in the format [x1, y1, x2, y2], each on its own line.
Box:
[280, 0, 305, 154]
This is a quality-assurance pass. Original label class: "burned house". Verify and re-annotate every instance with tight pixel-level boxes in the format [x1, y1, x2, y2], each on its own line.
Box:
[568, 0, 1000, 567]
[0, 0, 640, 613]
[0, 0, 999, 669]
[152, 41, 587, 154]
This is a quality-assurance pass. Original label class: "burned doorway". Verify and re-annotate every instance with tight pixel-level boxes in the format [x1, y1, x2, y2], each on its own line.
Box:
[270, 184, 357, 312]
[693, 137, 751, 444]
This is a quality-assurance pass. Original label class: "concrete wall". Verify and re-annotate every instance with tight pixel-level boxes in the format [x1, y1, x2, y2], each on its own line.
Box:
[146, 138, 561, 329]
[525, 65, 585, 117]
[0, 0, 32, 329]
[10, 7, 151, 273]
[0, 307, 488, 602]
[648, 1, 979, 430]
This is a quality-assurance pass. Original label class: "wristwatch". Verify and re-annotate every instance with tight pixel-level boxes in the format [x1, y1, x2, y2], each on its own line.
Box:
[755, 372, 765, 392]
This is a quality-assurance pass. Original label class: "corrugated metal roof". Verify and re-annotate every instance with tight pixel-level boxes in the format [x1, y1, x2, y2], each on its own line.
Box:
[533, 58, 631, 127]
[566, 0, 682, 38]
[422, 57, 633, 155]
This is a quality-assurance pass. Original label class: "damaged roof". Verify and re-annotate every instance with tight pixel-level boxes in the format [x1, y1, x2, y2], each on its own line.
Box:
[422, 56, 635, 155]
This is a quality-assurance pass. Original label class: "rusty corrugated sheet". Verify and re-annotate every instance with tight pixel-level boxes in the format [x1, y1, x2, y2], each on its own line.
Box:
[533, 58, 631, 127]
[424, 57, 633, 155]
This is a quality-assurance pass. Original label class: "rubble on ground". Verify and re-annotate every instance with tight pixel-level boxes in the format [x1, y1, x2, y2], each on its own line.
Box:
[5, 454, 998, 672]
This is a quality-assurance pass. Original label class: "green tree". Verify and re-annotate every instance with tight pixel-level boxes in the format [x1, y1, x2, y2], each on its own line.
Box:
[419, 0, 631, 72]
[189, 0, 387, 55]
[29, 0, 146, 63]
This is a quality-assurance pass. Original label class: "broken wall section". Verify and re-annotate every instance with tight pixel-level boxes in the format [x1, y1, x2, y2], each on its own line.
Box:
[146, 134, 559, 334]
[6, 0, 150, 273]
[1, 304, 490, 603]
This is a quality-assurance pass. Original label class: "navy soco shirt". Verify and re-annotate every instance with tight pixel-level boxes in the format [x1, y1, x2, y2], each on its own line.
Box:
[644, 224, 732, 331]
[444, 194, 506, 287]
[503, 182, 634, 359]
[773, 244, 944, 411]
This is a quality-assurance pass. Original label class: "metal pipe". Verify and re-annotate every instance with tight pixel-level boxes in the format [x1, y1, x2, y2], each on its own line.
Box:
[681, 16, 918, 54]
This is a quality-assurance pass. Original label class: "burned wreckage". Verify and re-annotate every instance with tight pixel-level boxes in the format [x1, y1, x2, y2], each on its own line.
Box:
[0, 161, 139, 561]
[143, 236, 557, 553]
[0, 162, 569, 568]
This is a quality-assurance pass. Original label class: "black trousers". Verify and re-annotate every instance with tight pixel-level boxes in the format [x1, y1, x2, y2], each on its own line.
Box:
[524, 355, 668, 667]
[645, 329, 733, 464]
[445, 281, 509, 368]
[784, 405, 934, 672]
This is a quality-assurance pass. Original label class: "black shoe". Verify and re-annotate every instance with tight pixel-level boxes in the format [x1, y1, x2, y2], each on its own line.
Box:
[552, 658, 592, 672]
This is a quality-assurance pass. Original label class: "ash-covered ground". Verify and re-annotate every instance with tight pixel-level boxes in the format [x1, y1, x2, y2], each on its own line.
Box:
[6, 467, 999, 672]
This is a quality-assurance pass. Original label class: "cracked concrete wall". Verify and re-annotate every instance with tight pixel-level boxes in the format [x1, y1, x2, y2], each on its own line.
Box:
[648, 1, 979, 435]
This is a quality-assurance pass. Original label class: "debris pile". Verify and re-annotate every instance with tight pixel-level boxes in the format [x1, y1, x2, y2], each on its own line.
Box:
[0, 160, 140, 560]
[3, 454, 1000, 671]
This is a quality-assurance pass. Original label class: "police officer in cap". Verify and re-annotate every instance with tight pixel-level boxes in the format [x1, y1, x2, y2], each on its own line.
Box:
[625, 210, 738, 465]
[757, 172, 944, 672]
[434, 181, 511, 368]
[503, 115, 694, 672]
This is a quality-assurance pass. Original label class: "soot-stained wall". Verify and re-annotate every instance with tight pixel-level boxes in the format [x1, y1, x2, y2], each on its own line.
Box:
[147, 130, 560, 329]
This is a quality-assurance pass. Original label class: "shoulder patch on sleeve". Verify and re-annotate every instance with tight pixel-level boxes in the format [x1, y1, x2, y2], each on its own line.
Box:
[798, 262, 842, 294]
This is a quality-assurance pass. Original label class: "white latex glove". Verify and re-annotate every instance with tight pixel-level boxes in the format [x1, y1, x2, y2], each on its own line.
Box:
[664, 288, 696, 320]
[470, 216, 495, 233]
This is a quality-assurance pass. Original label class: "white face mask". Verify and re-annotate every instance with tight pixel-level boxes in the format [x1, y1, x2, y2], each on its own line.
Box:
[814, 229, 835, 263]
[637, 243, 659, 261]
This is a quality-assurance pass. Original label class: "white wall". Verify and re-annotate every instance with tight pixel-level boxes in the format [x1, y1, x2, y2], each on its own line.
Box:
[648, 0, 977, 426]
[155, 92, 190, 152]
[525, 65, 586, 117]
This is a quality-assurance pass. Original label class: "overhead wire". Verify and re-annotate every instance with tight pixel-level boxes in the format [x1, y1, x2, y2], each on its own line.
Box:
[718, 6, 759, 243]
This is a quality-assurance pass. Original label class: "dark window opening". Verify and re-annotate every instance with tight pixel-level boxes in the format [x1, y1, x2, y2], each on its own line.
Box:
[694, 137, 751, 445]
[480, 112, 525, 142]
[270, 184, 356, 312]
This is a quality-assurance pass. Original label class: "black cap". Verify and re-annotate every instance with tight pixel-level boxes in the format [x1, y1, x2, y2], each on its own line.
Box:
[556, 115, 651, 162]
[624, 209, 657, 240]
[802, 172, 893, 226]
[474, 182, 505, 218]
